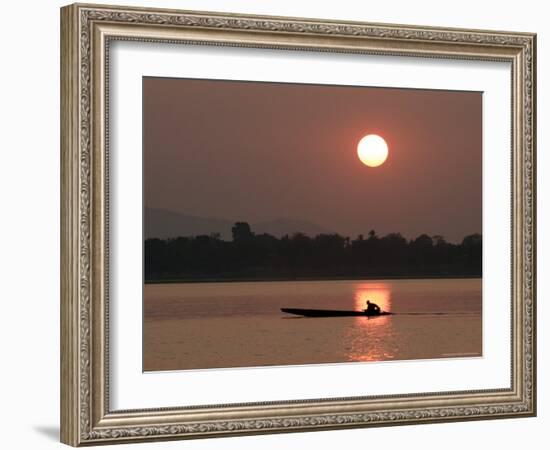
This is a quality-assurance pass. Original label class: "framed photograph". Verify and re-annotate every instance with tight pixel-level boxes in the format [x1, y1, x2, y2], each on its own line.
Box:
[60, 3, 536, 446]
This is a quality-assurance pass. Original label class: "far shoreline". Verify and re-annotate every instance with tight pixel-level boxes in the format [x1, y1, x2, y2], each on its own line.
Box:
[144, 274, 482, 285]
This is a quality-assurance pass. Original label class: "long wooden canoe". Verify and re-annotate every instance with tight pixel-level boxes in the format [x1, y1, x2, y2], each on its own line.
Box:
[281, 308, 392, 318]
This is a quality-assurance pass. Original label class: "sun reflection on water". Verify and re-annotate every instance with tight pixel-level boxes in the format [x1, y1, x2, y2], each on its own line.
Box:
[354, 283, 392, 323]
[346, 282, 396, 361]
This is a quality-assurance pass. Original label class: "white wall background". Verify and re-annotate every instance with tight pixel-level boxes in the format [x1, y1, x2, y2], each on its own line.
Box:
[0, 1, 546, 449]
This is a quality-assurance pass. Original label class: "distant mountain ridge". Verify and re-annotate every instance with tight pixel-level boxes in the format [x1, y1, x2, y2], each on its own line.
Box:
[145, 207, 331, 240]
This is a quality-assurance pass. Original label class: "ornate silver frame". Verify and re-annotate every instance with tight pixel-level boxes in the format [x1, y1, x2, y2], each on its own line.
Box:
[60, 3, 536, 446]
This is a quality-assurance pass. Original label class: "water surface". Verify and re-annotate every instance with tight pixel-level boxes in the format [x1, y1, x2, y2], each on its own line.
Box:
[143, 278, 482, 371]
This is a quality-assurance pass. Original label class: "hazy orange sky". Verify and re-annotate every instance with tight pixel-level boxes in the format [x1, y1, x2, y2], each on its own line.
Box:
[143, 77, 481, 243]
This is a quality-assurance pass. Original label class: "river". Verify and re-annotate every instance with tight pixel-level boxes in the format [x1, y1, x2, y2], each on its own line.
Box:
[143, 278, 482, 371]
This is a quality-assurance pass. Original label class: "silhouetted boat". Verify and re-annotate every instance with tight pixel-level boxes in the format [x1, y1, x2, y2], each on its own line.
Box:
[281, 308, 392, 318]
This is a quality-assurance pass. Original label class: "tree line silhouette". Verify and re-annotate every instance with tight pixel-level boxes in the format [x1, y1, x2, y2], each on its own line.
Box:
[145, 222, 482, 282]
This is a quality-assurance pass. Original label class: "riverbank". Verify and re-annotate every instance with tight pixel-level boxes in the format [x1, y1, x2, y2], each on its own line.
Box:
[145, 273, 482, 284]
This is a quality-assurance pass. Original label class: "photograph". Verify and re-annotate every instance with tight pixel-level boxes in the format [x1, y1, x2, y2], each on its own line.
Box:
[58, 2, 536, 446]
[143, 77, 483, 371]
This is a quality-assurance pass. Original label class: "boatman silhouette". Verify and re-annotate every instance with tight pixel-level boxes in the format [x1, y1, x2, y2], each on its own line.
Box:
[365, 300, 381, 315]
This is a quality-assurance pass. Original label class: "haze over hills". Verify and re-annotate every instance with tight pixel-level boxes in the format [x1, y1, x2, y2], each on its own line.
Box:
[145, 207, 331, 240]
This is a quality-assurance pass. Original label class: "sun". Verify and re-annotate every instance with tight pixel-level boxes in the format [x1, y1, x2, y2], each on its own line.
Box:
[357, 134, 389, 167]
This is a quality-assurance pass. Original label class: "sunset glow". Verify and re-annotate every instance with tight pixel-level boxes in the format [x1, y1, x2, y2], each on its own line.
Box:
[357, 134, 389, 167]
[354, 283, 392, 316]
